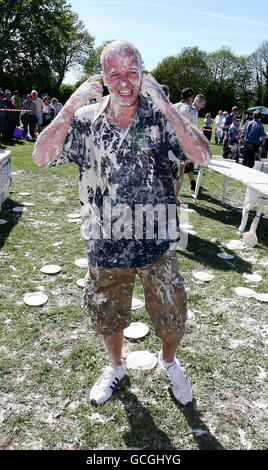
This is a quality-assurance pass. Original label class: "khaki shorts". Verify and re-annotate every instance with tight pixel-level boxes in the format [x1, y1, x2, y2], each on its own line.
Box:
[83, 250, 187, 342]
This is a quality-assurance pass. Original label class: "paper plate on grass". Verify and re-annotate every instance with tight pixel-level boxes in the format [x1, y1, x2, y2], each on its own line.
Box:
[76, 278, 86, 288]
[23, 292, 48, 306]
[187, 310, 196, 322]
[40, 264, 61, 275]
[22, 202, 35, 207]
[68, 218, 82, 224]
[254, 293, 268, 302]
[67, 213, 81, 219]
[0, 219, 7, 224]
[18, 192, 31, 196]
[193, 271, 214, 282]
[12, 206, 26, 213]
[131, 297, 145, 310]
[243, 231, 258, 248]
[217, 252, 234, 260]
[124, 322, 149, 339]
[126, 351, 157, 370]
[221, 240, 245, 250]
[181, 224, 193, 230]
[75, 258, 88, 268]
[243, 273, 262, 283]
[234, 287, 255, 298]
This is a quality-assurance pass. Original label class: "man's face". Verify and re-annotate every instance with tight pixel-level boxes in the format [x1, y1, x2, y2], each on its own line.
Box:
[103, 49, 142, 107]
[31, 93, 37, 101]
[195, 99, 206, 111]
[233, 109, 238, 116]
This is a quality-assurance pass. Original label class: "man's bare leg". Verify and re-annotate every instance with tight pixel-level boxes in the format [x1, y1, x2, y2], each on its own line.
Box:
[161, 338, 180, 363]
[103, 330, 124, 367]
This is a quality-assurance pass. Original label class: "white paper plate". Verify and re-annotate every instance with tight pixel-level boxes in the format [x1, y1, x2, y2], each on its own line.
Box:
[254, 293, 268, 302]
[193, 271, 214, 282]
[217, 253, 234, 260]
[68, 218, 82, 223]
[126, 351, 157, 370]
[40, 264, 61, 274]
[221, 240, 245, 250]
[76, 278, 86, 288]
[67, 213, 81, 219]
[12, 206, 26, 212]
[243, 273, 262, 283]
[124, 322, 149, 339]
[235, 287, 255, 298]
[75, 258, 88, 268]
[21, 202, 35, 206]
[0, 219, 7, 224]
[18, 192, 31, 196]
[187, 310, 196, 322]
[181, 224, 193, 230]
[23, 292, 48, 306]
[243, 231, 258, 248]
[131, 297, 145, 310]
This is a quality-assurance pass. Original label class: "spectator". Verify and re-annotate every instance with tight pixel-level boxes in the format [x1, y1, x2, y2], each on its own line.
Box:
[0, 91, 6, 141]
[21, 94, 37, 141]
[31, 90, 43, 135]
[214, 110, 224, 144]
[219, 111, 228, 144]
[2, 90, 17, 140]
[12, 90, 21, 126]
[229, 116, 242, 163]
[203, 113, 213, 142]
[51, 97, 63, 118]
[222, 106, 239, 158]
[243, 111, 266, 168]
[41, 96, 52, 129]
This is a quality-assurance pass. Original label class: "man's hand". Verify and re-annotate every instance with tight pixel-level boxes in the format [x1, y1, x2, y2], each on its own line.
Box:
[68, 74, 104, 112]
[141, 73, 169, 113]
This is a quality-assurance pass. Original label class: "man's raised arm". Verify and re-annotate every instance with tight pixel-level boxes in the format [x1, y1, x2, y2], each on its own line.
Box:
[32, 75, 103, 168]
[141, 74, 212, 166]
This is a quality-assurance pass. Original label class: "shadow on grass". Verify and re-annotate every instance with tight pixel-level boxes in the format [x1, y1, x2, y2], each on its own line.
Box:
[117, 377, 178, 450]
[171, 395, 225, 450]
[181, 192, 268, 249]
[178, 233, 252, 273]
[115, 377, 224, 450]
[0, 197, 22, 249]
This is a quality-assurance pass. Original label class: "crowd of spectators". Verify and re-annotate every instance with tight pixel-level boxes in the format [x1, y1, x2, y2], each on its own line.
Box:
[0, 88, 62, 142]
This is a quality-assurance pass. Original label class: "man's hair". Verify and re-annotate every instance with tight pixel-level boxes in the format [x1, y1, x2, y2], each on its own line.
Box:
[100, 40, 143, 74]
[232, 106, 238, 112]
[181, 87, 194, 100]
[31, 90, 38, 96]
[253, 110, 262, 120]
[161, 84, 170, 98]
[193, 94, 206, 105]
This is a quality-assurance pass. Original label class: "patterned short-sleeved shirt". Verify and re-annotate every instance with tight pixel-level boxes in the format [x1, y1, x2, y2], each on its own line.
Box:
[53, 94, 186, 268]
[173, 101, 198, 128]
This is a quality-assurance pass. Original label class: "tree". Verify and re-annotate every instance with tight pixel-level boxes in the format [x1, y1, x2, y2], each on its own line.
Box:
[0, 0, 94, 95]
[152, 47, 209, 105]
[249, 41, 268, 106]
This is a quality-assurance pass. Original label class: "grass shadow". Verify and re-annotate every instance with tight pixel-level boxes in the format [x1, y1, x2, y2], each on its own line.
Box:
[0, 139, 25, 148]
[117, 377, 178, 450]
[0, 197, 22, 249]
[170, 396, 225, 450]
[178, 234, 252, 273]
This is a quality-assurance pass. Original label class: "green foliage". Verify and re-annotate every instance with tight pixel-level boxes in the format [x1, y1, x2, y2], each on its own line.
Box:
[0, 0, 94, 95]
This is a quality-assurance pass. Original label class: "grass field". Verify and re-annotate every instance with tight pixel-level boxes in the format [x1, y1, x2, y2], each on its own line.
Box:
[0, 133, 267, 451]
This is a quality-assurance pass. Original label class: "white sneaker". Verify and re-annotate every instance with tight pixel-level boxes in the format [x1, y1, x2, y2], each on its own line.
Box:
[90, 363, 126, 405]
[158, 352, 193, 405]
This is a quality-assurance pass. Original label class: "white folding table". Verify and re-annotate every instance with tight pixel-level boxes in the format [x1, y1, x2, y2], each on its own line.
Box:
[193, 159, 268, 237]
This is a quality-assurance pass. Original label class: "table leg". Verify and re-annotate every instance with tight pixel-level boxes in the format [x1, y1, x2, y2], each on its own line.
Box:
[192, 166, 203, 202]
[249, 198, 266, 234]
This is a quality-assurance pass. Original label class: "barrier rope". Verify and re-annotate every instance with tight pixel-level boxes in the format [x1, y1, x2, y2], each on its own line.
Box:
[0, 108, 32, 112]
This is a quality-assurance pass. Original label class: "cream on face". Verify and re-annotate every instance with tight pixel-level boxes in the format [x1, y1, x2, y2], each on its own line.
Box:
[102, 45, 142, 107]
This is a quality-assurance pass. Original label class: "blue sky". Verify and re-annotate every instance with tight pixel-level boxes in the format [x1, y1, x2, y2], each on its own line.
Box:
[65, 0, 268, 83]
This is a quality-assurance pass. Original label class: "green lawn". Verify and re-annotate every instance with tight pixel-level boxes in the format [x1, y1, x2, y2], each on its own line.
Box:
[0, 138, 267, 451]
